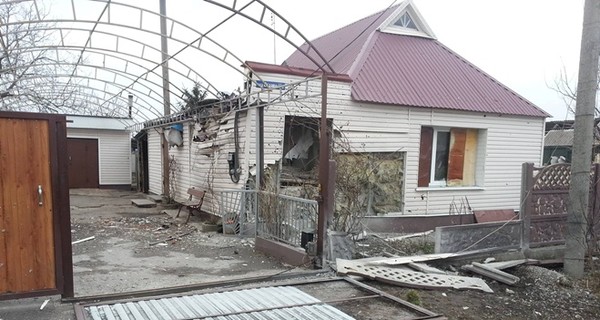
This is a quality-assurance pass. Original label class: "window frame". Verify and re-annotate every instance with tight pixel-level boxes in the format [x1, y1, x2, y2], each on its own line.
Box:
[429, 127, 450, 187]
[418, 126, 483, 189]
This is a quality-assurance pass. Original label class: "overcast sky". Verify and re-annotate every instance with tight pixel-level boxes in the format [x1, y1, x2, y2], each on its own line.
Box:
[261, 0, 585, 120]
[47, 0, 586, 120]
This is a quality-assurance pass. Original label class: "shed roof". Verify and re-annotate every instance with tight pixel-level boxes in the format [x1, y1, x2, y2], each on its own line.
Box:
[283, 2, 549, 118]
[544, 129, 600, 147]
[67, 115, 134, 131]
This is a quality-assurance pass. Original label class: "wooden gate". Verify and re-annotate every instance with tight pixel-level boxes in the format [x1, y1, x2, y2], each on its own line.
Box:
[0, 112, 73, 299]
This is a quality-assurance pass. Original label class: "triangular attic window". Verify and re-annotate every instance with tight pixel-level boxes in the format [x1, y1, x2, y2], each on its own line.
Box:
[379, 1, 436, 39]
[393, 12, 417, 30]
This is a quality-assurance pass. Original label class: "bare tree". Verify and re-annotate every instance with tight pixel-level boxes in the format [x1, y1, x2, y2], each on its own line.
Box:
[0, 1, 91, 114]
[549, 64, 600, 118]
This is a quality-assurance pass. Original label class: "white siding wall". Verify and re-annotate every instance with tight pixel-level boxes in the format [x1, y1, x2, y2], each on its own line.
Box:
[249, 72, 545, 215]
[144, 71, 545, 215]
[67, 128, 131, 186]
[147, 129, 163, 195]
[145, 111, 251, 214]
[187, 111, 252, 214]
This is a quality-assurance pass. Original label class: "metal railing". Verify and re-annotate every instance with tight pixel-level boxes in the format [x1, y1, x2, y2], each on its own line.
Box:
[218, 189, 256, 236]
[216, 189, 318, 247]
[256, 191, 318, 247]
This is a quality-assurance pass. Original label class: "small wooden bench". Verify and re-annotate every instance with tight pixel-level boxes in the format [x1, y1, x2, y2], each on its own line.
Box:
[176, 187, 206, 224]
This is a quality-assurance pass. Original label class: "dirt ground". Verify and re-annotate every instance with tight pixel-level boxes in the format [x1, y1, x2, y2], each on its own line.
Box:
[70, 189, 292, 297]
[354, 234, 600, 319]
[18, 188, 596, 319]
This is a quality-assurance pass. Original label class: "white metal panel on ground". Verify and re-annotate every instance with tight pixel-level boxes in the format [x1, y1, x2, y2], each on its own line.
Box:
[147, 129, 163, 195]
[67, 128, 131, 186]
[79, 286, 355, 320]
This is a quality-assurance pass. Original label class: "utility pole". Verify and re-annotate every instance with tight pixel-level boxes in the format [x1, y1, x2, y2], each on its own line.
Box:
[159, 0, 171, 199]
[565, 0, 600, 278]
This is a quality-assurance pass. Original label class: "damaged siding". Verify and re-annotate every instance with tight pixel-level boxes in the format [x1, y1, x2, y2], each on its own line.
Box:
[187, 111, 252, 214]
[252, 72, 544, 215]
[144, 71, 544, 215]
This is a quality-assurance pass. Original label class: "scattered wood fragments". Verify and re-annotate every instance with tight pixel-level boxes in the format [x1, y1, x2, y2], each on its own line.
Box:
[337, 258, 494, 293]
[149, 229, 196, 246]
[482, 259, 533, 270]
[72, 236, 95, 245]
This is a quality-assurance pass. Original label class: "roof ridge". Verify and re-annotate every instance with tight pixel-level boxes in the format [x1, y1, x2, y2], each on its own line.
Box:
[431, 40, 550, 117]
[304, 4, 400, 46]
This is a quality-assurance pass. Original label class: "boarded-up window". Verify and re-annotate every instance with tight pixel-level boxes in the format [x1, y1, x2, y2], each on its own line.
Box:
[418, 127, 479, 187]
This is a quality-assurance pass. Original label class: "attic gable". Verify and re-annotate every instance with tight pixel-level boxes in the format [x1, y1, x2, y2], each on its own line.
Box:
[378, 0, 436, 39]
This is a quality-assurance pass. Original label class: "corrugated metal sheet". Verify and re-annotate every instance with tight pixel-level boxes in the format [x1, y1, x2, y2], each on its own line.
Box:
[284, 5, 396, 74]
[283, 2, 548, 118]
[544, 129, 574, 147]
[544, 129, 600, 147]
[351, 33, 548, 117]
[80, 286, 355, 320]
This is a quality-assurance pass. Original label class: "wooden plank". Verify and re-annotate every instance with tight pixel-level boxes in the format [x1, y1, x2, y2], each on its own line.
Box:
[418, 126, 433, 187]
[483, 259, 532, 270]
[463, 262, 520, 285]
[31, 120, 55, 290]
[18, 119, 36, 291]
[462, 129, 478, 186]
[447, 128, 467, 183]
[0, 119, 11, 292]
[1, 118, 23, 292]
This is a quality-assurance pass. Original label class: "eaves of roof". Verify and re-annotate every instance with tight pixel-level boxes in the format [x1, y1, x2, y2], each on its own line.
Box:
[245, 61, 352, 83]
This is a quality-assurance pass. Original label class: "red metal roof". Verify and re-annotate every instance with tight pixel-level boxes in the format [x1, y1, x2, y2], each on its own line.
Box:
[283, 6, 549, 118]
[284, 6, 396, 75]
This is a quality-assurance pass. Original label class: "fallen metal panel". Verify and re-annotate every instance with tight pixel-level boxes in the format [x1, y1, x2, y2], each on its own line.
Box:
[77, 286, 355, 320]
[337, 259, 493, 293]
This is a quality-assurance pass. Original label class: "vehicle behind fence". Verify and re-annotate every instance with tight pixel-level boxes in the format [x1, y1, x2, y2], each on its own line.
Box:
[218, 189, 318, 247]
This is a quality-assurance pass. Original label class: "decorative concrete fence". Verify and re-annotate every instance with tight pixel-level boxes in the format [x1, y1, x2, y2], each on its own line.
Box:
[435, 163, 600, 253]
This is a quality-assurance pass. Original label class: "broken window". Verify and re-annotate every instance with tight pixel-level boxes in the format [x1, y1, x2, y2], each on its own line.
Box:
[418, 126, 483, 187]
[282, 116, 320, 171]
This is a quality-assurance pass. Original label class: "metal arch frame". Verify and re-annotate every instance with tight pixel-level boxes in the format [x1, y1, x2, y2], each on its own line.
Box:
[0, 22, 240, 100]
[2, 73, 166, 119]
[0, 48, 181, 110]
[5, 42, 212, 102]
[203, 0, 335, 73]
[2, 88, 127, 113]
[0, 0, 334, 118]
[0, 2, 271, 89]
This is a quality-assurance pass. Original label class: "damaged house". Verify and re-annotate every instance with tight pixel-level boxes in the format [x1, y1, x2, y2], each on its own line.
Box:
[140, 1, 548, 217]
